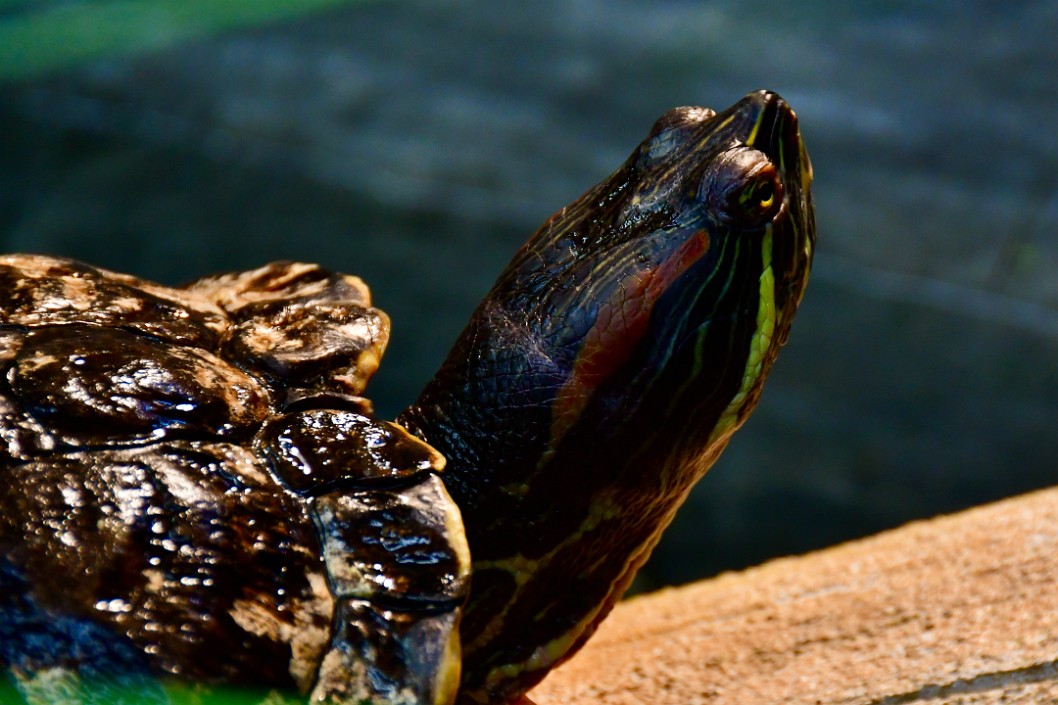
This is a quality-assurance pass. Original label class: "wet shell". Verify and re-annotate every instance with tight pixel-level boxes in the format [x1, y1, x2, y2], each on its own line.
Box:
[0, 255, 470, 705]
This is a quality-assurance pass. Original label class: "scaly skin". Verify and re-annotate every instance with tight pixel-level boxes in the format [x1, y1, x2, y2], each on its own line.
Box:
[401, 90, 815, 705]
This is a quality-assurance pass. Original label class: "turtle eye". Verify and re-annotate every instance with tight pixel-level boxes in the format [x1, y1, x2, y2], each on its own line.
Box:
[735, 165, 782, 223]
[702, 149, 784, 227]
[749, 179, 774, 211]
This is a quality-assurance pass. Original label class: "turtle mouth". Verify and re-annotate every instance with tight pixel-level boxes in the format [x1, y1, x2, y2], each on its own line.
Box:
[739, 90, 812, 198]
[730, 90, 815, 314]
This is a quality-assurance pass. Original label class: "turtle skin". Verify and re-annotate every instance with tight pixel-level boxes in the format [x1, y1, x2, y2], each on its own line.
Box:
[0, 255, 471, 705]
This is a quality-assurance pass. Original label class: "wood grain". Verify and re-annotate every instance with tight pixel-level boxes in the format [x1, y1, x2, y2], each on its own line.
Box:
[529, 487, 1058, 705]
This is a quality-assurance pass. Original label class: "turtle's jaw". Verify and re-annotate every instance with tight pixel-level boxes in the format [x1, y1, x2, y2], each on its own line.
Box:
[739, 90, 815, 319]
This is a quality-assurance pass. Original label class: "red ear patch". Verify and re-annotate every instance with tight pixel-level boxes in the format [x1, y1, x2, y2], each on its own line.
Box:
[546, 230, 711, 454]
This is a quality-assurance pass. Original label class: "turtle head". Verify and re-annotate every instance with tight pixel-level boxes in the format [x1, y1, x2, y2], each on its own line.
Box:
[402, 90, 814, 704]
[525, 90, 815, 462]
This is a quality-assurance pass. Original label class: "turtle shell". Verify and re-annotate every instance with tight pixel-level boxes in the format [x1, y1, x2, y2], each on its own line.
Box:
[0, 255, 470, 705]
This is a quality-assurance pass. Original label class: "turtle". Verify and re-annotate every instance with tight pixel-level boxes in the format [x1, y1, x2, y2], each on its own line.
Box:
[0, 90, 814, 705]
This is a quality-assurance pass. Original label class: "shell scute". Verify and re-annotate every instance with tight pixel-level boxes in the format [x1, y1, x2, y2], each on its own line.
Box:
[186, 262, 387, 397]
[221, 300, 390, 399]
[0, 255, 227, 347]
[11, 324, 273, 448]
[314, 473, 470, 605]
[312, 598, 462, 705]
[259, 409, 444, 496]
[184, 261, 373, 315]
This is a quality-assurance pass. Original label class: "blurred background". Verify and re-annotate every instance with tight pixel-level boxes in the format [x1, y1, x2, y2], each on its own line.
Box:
[2, 1, 1056, 590]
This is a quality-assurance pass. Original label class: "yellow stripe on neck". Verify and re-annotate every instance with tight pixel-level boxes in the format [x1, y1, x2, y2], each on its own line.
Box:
[707, 226, 776, 447]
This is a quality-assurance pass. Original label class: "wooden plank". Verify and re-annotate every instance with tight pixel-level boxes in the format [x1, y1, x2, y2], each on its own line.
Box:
[530, 487, 1058, 705]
